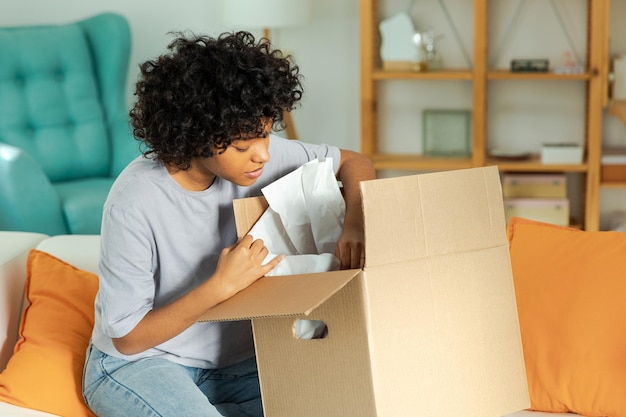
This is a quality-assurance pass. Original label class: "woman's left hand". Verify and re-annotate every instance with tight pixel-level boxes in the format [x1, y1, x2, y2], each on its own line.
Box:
[335, 225, 365, 270]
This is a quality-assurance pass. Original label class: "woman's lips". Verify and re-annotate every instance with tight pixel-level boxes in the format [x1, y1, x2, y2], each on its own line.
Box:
[245, 167, 264, 179]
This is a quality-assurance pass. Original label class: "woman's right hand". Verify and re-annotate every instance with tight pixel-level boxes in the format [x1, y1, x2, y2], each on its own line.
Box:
[212, 235, 284, 299]
[112, 235, 283, 356]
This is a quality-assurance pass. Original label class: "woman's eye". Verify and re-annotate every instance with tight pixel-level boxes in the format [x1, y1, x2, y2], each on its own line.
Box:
[234, 147, 248, 152]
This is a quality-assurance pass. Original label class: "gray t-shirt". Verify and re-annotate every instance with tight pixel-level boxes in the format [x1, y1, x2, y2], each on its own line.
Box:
[92, 135, 340, 369]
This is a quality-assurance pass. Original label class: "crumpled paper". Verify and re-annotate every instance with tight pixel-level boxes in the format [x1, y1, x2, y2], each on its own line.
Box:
[247, 157, 345, 339]
[248, 157, 345, 277]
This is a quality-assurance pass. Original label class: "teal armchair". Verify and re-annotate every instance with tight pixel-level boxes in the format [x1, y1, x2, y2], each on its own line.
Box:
[0, 13, 139, 235]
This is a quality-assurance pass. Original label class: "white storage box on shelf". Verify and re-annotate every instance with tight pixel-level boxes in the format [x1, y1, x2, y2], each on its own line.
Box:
[541, 143, 583, 164]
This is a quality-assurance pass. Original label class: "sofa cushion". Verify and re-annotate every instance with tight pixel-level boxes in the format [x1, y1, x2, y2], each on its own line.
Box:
[508, 217, 626, 417]
[0, 401, 63, 417]
[54, 178, 115, 234]
[0, 249, 97, 417]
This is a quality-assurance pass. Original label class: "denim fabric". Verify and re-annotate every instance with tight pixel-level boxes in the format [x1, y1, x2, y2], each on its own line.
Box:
[83, 344, 263, 417]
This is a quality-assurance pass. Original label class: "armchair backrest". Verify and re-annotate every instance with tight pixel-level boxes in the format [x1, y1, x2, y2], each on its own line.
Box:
[0, 13, 133, 182]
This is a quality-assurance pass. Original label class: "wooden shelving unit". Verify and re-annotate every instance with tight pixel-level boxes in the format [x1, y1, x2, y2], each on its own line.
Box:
[601, 181, 626, 188]
[360, 0, 610, 231]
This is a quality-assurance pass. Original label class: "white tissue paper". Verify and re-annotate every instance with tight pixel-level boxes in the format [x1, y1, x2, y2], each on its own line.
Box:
[249, 157, 345, 276]
[248, 157, 346, 339]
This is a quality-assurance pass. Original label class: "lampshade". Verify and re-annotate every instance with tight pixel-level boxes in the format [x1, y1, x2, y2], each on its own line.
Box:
[220, 0, 311, 29]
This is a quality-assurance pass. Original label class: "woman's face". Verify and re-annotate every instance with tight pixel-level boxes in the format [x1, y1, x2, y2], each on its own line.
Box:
[170, 119, 273, 191]
[199, 134, 271, 187]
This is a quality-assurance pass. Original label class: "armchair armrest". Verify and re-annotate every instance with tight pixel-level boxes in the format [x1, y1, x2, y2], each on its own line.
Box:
[0, 144, 68, 235]
[35, 235, 100, 274]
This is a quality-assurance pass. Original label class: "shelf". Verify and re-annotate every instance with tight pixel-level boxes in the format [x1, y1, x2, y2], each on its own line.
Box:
[371, 70, 590, 81]
[600, 181, 626, 189]
[487, 70, 590, 81]
[485, 156, 588, 172]
[372, 69, 473, 81]
[370, 154, 473, 171]
[371, 154, 589, 173]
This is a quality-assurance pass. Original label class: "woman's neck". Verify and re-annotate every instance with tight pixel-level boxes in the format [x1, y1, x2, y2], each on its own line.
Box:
[167, 164, 216, 191]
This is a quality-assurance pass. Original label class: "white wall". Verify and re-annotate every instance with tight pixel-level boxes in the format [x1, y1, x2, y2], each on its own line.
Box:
[0, 0, 361, 151]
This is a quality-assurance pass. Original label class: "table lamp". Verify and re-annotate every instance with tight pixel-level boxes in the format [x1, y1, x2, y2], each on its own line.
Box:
[220, 0, 311, 139]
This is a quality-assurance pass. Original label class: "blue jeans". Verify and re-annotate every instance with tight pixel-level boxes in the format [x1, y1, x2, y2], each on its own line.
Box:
[83, 344, 263, 417]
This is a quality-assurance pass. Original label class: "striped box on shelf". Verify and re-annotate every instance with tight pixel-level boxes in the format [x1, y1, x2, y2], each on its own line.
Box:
[502, 174, 566, 199]
[504, 198, 570, 227]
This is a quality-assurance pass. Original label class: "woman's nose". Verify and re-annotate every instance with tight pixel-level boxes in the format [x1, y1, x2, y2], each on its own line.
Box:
[252, 143, 270, 163]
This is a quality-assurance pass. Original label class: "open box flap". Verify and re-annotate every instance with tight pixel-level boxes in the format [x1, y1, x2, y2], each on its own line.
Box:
[198, 269, 360, 322]
[232, 196, 269, 236]
[361, 166, 506, 268]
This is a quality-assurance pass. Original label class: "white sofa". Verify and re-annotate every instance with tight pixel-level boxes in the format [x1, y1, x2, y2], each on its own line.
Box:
[0, 231, 578, 417]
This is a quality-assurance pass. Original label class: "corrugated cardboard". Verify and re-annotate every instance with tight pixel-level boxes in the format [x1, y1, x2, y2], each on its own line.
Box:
[199, 166, 530, 417]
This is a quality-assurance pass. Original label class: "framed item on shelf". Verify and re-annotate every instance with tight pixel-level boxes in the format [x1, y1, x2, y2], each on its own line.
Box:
[422, 109, 471, 157]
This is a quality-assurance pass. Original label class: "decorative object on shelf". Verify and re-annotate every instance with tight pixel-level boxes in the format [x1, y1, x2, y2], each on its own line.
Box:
[553, 50, 584, 74]
[612, 55, 626, 100]
[488, 149, 532, 161]
[379, 12, 420, 71]
[607, 57, 626, 123]
[422, 109, 471, 157]
[220, 0, 310, 139]
[413, 28, 443, 71]
[510, 59, 549, 72]
[608, 99, 626, 124]
[541, 143, 583, 164]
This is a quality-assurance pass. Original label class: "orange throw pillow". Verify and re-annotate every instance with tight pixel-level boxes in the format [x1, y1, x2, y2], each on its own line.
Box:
[508, 217, 626, 417]
[0, 250, 98, 417]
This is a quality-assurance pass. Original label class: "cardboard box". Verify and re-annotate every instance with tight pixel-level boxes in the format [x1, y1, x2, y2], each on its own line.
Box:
[504, 198, 570, 226]
[601, 149, 626, 182]
[200, 166, 529, 417]
[502, 173, 567, 198]
[602, 165, 626, 182]
[541, 143, 583, 164]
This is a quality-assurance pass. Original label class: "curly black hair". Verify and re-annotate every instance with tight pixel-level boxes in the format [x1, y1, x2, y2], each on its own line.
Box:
[129, 31, 303, 170]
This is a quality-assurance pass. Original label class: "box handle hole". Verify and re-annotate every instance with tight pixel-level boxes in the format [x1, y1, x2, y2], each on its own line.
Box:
[294, 320, 328, 340]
